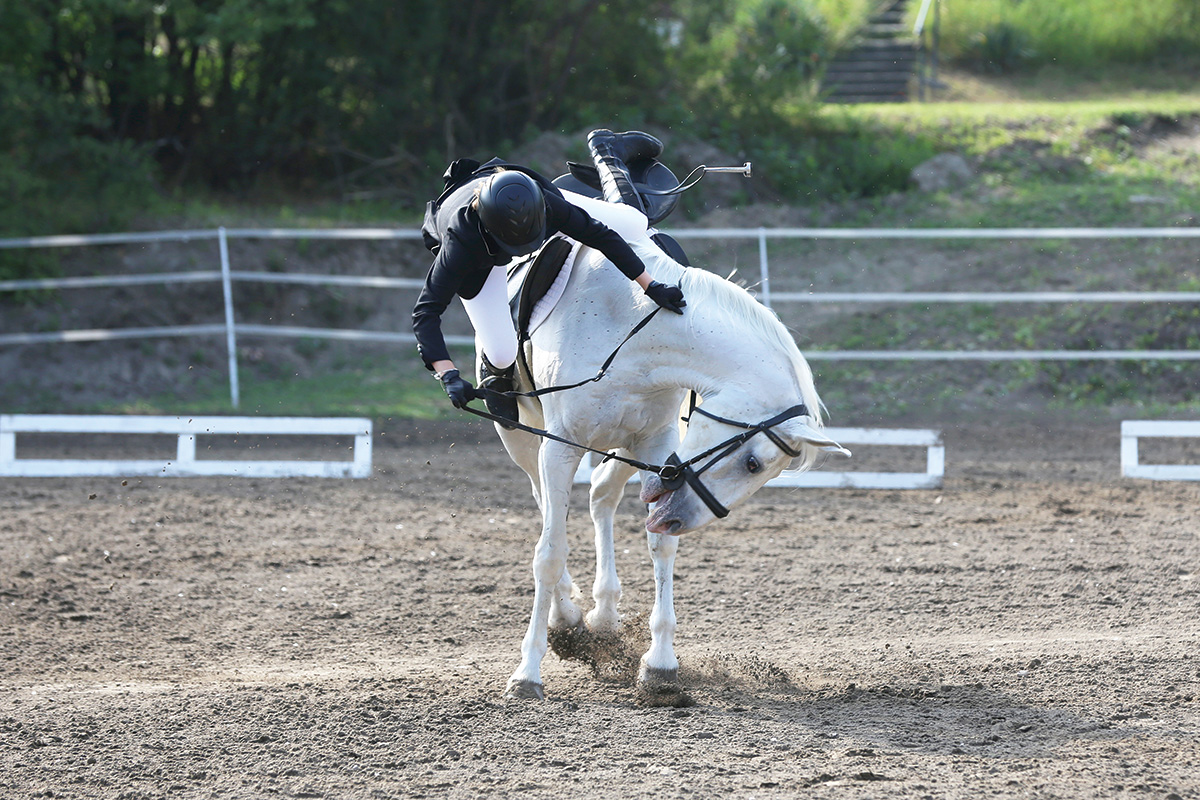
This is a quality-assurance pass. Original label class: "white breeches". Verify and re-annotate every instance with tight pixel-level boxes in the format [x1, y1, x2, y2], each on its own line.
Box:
[462, 195, 651, 372]
[561, 190, 650, 244]
[461, 266, 518, 370]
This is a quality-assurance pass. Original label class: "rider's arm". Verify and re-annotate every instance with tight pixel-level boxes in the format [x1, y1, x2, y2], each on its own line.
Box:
[412, 231, 481, 374]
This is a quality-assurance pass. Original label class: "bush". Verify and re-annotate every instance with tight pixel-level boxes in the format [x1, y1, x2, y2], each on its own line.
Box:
[961, 23, 1035, 74]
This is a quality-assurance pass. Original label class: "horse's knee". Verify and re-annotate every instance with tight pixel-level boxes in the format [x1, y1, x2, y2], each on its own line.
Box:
[532, 543, 567, 584]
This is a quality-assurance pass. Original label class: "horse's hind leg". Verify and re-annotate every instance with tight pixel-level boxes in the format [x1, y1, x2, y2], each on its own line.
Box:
[637, 531, 685, 705]
[506, 440, 582, 700]
[585, 455, 638, 636]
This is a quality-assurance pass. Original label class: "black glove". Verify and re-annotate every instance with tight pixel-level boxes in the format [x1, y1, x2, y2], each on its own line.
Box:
[438, 369, 475, 409]
[645, 280, 686, 314]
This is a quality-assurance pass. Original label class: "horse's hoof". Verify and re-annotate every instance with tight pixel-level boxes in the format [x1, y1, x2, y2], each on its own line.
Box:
[504, 680, 544, 701]
[636, 666, 692, 708]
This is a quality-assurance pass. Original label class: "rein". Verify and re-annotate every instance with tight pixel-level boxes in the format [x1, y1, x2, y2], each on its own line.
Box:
[465, 306, 669, 475]
[467, 305, 810, 520]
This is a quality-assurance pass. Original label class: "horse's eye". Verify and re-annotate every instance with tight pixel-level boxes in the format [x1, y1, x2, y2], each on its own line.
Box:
[746, 455, 762, 474]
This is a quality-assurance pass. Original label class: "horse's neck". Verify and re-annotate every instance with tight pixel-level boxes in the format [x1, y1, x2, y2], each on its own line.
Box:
[552, 247, 796, 407]
[583, 255, 792, 407]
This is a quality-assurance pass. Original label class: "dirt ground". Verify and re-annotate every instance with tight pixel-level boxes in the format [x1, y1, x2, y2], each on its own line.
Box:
[1, 413, 1198, 800]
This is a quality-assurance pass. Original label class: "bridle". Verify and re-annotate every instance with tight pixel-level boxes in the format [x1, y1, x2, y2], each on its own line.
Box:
[465, 307, 812, 521]
[658, 401, 810, 519]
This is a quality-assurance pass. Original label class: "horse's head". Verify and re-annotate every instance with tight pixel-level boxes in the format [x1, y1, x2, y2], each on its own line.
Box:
[618, 254, 849, 534]
[639, 401, 849, 535]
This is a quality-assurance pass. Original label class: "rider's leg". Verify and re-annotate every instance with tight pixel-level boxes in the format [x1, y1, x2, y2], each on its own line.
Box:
[587, 129, 663, 214]
[560, 189, 649, 245]
[461, 266, 520, 426]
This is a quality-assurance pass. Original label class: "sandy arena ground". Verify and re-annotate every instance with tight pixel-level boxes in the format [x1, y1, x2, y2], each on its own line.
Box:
[1, 414, 1198, 799]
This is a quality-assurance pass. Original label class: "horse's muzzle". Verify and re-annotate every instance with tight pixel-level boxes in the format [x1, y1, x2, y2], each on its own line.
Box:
[639, 471, 669, 504]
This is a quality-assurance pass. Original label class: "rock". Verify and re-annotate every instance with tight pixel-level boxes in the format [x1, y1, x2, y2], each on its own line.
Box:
[910, 153, 974, 192]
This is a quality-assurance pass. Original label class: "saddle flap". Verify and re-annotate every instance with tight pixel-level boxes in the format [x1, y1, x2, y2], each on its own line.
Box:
[508, 236, 576, 339]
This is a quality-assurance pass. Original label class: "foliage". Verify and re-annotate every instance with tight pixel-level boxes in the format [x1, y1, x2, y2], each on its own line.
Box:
[4, 0, 1200, 252]
[0, 1, 838, 206]
[0, 61, 158, 278]
[663, 0, 828, 128]
[1, 0, 671, 197]
[960, 23, 1035, 74]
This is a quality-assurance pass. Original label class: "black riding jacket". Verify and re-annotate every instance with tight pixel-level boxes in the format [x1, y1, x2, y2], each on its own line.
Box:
[412, 171, 646, 370]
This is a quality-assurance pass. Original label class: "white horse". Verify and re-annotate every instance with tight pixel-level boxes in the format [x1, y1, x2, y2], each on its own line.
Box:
[485, 201, 847, 702]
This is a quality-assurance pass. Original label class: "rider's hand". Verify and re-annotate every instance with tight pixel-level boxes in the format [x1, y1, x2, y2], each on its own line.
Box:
[438, 369, 475, 408]
[645, 281, 686, 315]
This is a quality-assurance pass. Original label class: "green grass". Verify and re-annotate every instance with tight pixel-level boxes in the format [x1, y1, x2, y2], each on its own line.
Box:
[813, 95, 1200, 229]
[16, 74, 1200, 422]
[93, 348, 477, 421]
[932, 0, 1200, 68]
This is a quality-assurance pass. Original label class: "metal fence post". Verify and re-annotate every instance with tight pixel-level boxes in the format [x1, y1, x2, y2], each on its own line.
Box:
[218, 226, 240, 408]
[758, 227, 772, 309]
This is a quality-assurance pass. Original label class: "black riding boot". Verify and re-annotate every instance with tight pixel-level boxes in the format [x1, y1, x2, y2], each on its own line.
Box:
[478, 355, 519, 429]
[587, 129, 663, 214]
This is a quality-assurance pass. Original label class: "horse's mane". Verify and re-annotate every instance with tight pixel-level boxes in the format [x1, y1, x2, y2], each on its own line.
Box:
[675, 266, 824, 428]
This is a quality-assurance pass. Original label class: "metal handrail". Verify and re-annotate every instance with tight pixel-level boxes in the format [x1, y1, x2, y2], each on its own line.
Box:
[913, 0, 936, 36]
[913, 0, 942, 100]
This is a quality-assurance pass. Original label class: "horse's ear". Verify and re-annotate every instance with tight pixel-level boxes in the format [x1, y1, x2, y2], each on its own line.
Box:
[788, 419, 851, 459]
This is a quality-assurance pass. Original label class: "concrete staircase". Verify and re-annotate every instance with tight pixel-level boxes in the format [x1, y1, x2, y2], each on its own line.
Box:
[822, 0, 916, 103]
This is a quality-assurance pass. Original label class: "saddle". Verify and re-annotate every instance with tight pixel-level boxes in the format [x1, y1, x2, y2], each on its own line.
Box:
[557, 157, 693, 262]
[507, 153, 694, 340]
[553, 158, 680, 226]
[503, 155, 694, 393]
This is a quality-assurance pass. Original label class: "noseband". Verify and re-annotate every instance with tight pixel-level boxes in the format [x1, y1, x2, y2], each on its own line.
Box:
[657, 402, 809, 519]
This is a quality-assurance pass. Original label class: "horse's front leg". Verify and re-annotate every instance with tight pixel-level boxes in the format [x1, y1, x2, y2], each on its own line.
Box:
[585, 455, 638, 636]
[506, 440, 583, 700]
[638, 530, 684, 704]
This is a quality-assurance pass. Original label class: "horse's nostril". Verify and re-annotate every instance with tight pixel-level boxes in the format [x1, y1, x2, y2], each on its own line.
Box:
[664, 519, 683, 535]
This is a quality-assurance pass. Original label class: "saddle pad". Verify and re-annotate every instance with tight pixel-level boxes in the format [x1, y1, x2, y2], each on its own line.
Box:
[507, 235, 582, 337]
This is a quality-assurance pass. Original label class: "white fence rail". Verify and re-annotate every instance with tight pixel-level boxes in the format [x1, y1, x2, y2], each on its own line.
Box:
[0, 414, 373, 478]
[2, 226, 1199, 407]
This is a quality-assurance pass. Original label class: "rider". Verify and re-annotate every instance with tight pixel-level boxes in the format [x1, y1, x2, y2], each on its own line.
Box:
[412, 129, 686, 426]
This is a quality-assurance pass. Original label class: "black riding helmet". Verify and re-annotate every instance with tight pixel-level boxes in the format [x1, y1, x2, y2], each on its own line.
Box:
[476, 170, 547, 257]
